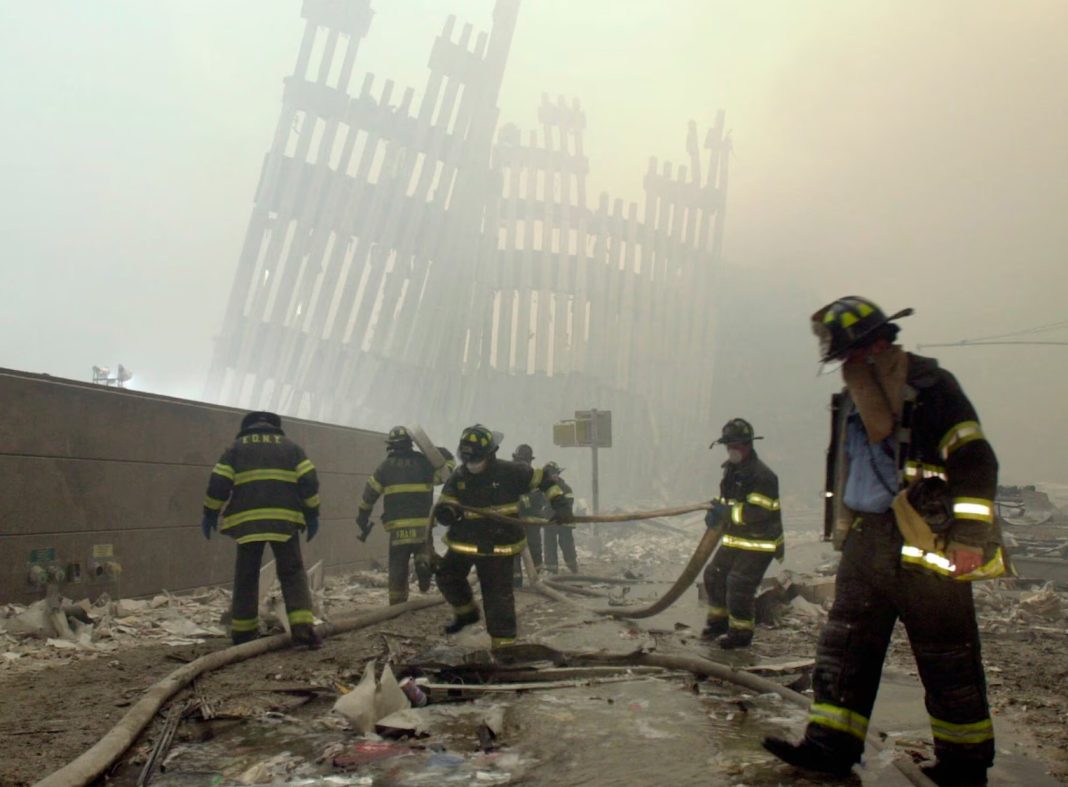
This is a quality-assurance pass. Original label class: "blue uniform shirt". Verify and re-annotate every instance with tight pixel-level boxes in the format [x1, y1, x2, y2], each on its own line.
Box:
[842, 413, 898, 514]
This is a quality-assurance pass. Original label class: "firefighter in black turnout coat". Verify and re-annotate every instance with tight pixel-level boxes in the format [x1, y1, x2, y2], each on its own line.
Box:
[764, 296, 1006, 787]
[434, 424, 573, 649]
[356, 426, 452, 604]
[702, 418, 784, 649]
[202, 411, 321, 648]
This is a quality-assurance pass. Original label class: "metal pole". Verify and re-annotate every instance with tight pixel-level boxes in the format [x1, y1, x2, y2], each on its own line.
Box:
[590, 409, 600, 515]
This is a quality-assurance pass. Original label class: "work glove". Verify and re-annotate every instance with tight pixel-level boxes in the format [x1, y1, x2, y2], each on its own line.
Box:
[355, 511, 374, 542]
[201, 512, 218, 540]
[552, 508, 574, 525]
[305, 514, 319, 542]
[705, 500, 730, 529]
[949, 546, 983, 577]
[435, 505, 461, 527]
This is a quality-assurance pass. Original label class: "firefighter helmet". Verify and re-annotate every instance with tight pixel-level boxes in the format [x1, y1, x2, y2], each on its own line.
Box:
[241, 411, 282, 431]
[810, 296, 913, 363]
[458, 424, 499, 462]
[513, 443, 534, 462]
[711, 417, 762, 447]
[386, 425, 413, 449]
[543, 460, 565, 478]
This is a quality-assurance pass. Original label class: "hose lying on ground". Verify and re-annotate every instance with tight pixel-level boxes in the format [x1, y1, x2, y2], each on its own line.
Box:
[34, 597, 445, 787]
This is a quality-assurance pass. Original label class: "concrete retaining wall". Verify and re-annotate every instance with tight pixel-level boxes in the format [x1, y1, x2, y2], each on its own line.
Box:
[0, 368, 394, 604]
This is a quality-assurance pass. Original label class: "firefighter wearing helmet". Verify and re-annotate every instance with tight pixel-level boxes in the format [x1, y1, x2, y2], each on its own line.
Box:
[701, 417, 784, 649]
[434, 424, 573, 649]
[354, 426, 453, 604]
[764, 296, 1006, 786]
[510, 443, 547, 584]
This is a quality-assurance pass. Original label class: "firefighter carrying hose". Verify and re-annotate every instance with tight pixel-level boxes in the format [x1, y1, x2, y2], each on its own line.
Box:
[355, 427, 453, 605]
[701, 418, 784, 649]
[201, 411, 322, 648]
[764, 296, 1007, 787]
[434, 424, 573, 650]
[511, 443, 546, 586]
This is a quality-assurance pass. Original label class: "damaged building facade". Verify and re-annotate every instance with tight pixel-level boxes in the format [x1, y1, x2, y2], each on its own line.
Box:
[204, 0, 730, 503]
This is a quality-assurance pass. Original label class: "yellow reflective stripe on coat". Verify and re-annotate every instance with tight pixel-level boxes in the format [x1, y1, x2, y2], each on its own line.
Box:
[731, 502, 744, 524]
[212, 463, 235, 480]
[901, 544, 1007, 581]
[809, 703, 869, 742]
[721, 534, 783, 552]
[439, 494, 460, 506]
[367, 476, 384, 494]
[545, 484, 565, 501]
[463, 503, 520, 519]
[384, 483, 433, 495]
[222, 508, 305, 528]
[952, 497, 994, 523]
[904, 460, 947, 481]
[303, 494, 320, 508]
[929, 716, 994, 745]
[234, 532, 294, 544]
[939, 420, 984, 459]
[296, 459, 315, 477]
[203, 496, 226, 511]
[745, 492, 780, 511]
[385, 517, 430, 530]
[529, 467, 544, 489]
[234, 468, 297, 484]
[444, 536, 526, 556]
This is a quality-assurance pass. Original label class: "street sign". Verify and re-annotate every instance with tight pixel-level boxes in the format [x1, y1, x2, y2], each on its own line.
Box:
[553, 420, 580, 448]
[574, 410, 612, 447]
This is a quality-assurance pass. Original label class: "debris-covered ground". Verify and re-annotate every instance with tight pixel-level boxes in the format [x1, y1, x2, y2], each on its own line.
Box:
[2, 518, 1067, 785]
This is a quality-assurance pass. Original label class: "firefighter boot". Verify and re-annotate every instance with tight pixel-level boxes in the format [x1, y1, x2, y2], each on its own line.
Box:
[290, 623, 323, 650]
[700, 619, 729, 640]
[920, 761, 988, 787]
[232, 630, 260, 646]
[762, 736, 857, 777]
[718, 629, 754, 650]
[414, 558, 433, 593]
[444, 608, 481, 635]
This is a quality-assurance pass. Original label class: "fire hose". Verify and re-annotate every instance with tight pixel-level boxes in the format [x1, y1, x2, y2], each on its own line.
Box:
[445, 501, 722, 619]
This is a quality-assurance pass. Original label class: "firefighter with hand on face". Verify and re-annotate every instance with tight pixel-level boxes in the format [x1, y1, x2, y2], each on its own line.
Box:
[764, 296, 1006, 787]
[355, 427, 452, 605]
[511, 443, 547, 585]
[202, 411, 321, 648]
[701, 418, 784, 649]
[434, 424, 573, 650]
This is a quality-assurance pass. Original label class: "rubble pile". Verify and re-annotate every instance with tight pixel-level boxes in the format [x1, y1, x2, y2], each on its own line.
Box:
[0, 570, 392, 677]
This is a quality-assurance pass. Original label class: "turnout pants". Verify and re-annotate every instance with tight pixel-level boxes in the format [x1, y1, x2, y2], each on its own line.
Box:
[231, 537, 314, 641]
[703, 544, 774, 634]
[436, 548, 517, 647]
[387, 526, 431, 605]
[544, 524, 578, 572]
[512, 524, 544, 586]
[804, 512, 994, 769]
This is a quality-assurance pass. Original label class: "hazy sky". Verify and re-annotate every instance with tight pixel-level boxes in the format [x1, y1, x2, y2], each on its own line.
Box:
[1, 1, 1065, 487]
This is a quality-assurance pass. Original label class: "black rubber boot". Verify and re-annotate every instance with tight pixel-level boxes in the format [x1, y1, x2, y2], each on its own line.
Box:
[718, 629, 754, 650]
[920, 761, 988, 787]
[290, 623, 323, 650]
[231, 630, 260, 646]
[762, 736, 857, 777]
[444, 609, 481, 635]
[700, 619, 729, 640]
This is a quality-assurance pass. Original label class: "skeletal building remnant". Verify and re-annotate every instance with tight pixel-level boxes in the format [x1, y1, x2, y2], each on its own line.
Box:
[205, 0, 730, 502]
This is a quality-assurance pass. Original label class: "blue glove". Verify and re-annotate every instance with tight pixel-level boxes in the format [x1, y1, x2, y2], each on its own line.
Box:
[201, 512, 218, 540]
[704, 500, 730, 529]
[305, 514, 319, 542]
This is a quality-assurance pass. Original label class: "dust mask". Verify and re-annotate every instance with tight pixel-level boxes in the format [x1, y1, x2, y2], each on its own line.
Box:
[465, 459, 488, 474]
[727, 449, 744, 464]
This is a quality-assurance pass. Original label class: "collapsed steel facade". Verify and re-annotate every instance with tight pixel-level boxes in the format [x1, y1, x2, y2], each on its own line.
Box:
[205, 0, 729, 503]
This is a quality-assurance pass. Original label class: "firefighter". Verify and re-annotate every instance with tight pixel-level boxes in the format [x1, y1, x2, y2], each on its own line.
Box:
[542, 462, 580, 574]
[355, 427, 451, 604]
[202, 411, 321, 648]
[701, 418, 784, 649]
[764, 296, 1006, 787]
[511, 443, 547, 586]
[434, 424, 573, 650]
